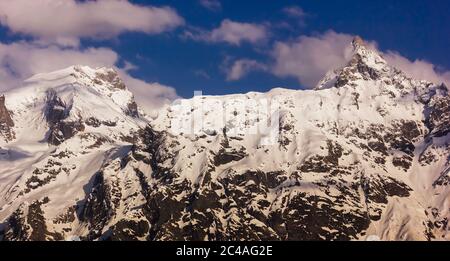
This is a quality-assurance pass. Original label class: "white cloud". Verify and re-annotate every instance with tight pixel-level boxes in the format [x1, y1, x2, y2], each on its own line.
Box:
[0, 0, 184, 47]
[282, 6, 306, 18]
[270, 31, 450, 88]
[226, 59, 268, 81]
[199, 0, 222, 11]
[272, 31, 354, 87]
[0, 41, 178, 111]
[0, 41, 118, 88]
[0, 0, 181, 112]
[384, 52, 450, 86]
[184, 19, 268, 46]
[211, 20, 268, 45]
[117, 71, 178, 111]
[122, 61, 138, 72]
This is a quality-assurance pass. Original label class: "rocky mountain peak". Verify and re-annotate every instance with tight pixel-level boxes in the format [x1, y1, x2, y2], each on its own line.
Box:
[0, 65, 142, 145]
[316, 37, 391, 90]
[71, 66, 126, 90]
[350, 36, 386, 65]
[352, 36, 365, 47]
[37, 65, 137, 113]
[26, 65, 127, 93]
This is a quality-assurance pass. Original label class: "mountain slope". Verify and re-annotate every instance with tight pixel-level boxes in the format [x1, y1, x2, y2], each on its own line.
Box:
[0, 40, 449, 241]
[0, 65, 148, 240]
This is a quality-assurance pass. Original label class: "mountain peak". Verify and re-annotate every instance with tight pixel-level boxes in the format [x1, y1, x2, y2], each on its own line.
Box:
[1, 64, 142, 146]
[351, 36, 365, 49]
[25, 65, 125, 89]
[349, 36, 385, 63]
[315, 37, 389, 90]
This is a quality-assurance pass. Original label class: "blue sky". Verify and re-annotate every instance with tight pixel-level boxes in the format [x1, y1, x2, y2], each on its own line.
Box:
[0, 0, 449, 100]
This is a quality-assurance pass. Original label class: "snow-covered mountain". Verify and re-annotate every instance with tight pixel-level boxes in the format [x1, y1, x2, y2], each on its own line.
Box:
[0, 38, 449, 241]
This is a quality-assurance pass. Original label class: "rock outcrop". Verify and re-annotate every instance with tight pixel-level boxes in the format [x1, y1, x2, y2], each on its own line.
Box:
[0, 95, 14, 141]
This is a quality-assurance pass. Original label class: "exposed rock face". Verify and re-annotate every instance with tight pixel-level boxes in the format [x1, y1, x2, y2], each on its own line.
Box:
[0, 96, 13, 127]
[2, 197, 63, 241]
[94, 68, 126, 90]
[425, 89, 450, 138]
[0, 95, 14, 141]
[126, 101, 140, 118]
[45, 91, 85, 145]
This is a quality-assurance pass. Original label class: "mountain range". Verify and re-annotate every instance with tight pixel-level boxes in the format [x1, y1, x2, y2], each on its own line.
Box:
[0, 37, 449, 241]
